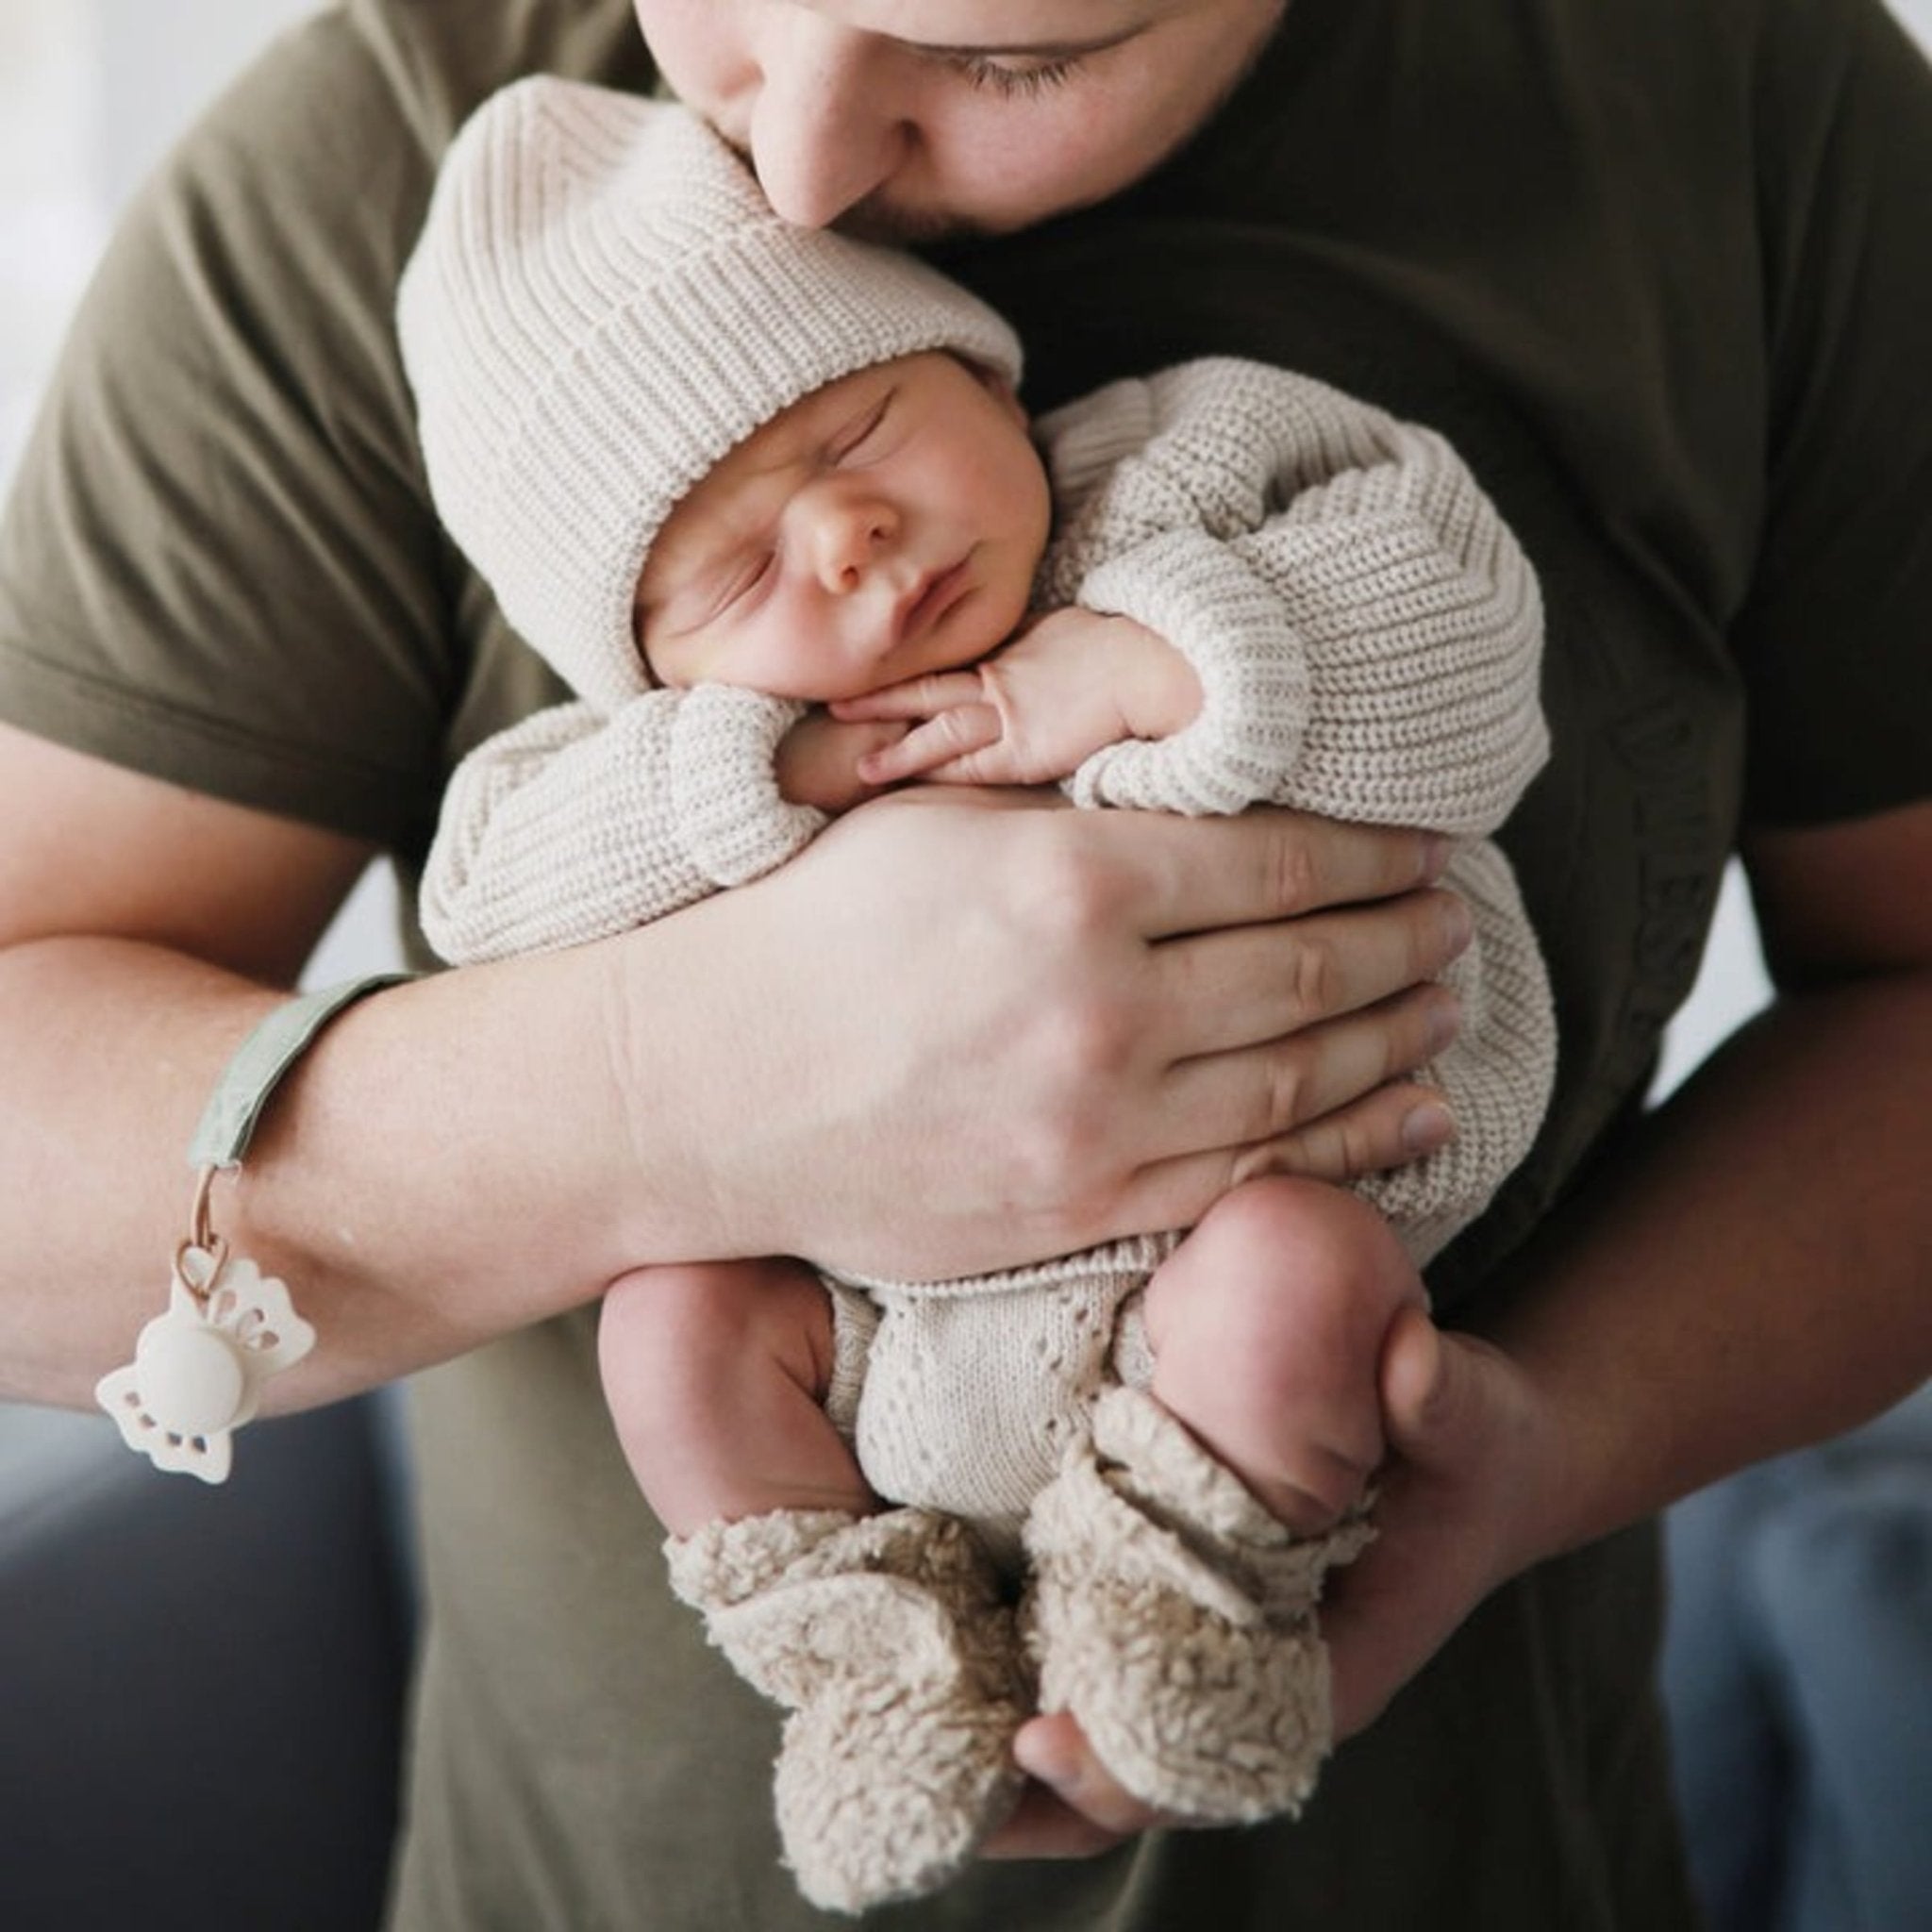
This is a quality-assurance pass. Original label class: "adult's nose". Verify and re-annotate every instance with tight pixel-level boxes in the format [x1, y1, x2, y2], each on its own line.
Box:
[747, 17, 910, 227]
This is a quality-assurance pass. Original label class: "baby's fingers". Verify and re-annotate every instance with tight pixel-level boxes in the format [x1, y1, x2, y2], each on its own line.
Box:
[858, 703, 1004, 783]
[831, 671, 984, 723]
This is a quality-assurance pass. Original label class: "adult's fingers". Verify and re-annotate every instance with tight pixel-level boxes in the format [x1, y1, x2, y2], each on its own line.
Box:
[1152, 888, 1473, 1058]
[1156, 983, 1460, 1156]
[1261, 1077, 1457, 1182]
[983, 1714, 1169, 1852]
[1324, 1310, 1533, 1741]
[978, 1784, 1127, 1863]
[1124, 809, 1449, 940]
[1111, 1059, 1456, 1241]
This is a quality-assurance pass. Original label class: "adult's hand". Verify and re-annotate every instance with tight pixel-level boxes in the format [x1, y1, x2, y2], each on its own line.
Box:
[991, 801, 1932, 1858]
[983, 1307, 1556, 1858]
[0, 734, 1459, 1411]
[610, 785, 1470, 1281]
[1320, 1308, 1553, 1737]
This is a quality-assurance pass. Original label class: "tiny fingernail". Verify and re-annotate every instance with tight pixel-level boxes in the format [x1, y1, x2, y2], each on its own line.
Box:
[1420, 834, 1453, 882]
[1426, 989, 1461, 1053]
[1439, 894, 1474, 953]
[1402, 1099, 1455, 1155]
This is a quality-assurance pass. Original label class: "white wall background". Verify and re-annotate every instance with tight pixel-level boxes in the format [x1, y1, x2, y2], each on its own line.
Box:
[0, 0, 402, 983]
[3, 0, 1930, 1024]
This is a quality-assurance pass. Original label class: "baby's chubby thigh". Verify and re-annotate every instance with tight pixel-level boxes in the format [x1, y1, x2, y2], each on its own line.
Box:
[834, 1241, 1172, 1561]
[1142, 1175, 1426, 1532]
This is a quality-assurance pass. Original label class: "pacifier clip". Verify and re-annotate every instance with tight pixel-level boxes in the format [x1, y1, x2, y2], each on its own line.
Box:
[95, 974, 412, 1482]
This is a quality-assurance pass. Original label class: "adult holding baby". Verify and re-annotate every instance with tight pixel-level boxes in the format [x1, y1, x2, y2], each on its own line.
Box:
[2, 3, 1930, 1928]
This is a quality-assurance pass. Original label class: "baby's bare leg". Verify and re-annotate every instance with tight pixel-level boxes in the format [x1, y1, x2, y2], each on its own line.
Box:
[599, 1257, 874, 1537]
[1142, 1176, 1426, 1534]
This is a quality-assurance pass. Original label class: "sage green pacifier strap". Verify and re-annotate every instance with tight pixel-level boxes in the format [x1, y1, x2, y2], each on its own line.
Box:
[188, 974, 416, 1172]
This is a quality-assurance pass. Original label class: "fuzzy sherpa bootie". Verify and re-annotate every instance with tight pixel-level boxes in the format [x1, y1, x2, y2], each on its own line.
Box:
[1022, 1385, 1374, 1824]
[664, 1505, 1028, 1914]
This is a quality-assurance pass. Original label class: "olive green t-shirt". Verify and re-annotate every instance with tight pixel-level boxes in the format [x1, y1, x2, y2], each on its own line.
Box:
[4, 0, 1930, 1925]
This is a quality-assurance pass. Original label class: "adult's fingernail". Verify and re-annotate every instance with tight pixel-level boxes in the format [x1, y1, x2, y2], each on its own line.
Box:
[1405, 1315, 1446, 1421]
[1439, 893, 1474, 954]
[1402, 1099, 1455, 1155]
[1419, 834, 1453, 882]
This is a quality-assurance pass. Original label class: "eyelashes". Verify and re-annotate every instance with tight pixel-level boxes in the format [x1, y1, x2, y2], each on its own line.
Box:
[829, 391, 894, 462]
[681, 383, 908, 626]
[719, 549, 775, 614]
[947, 55, 1083, 99]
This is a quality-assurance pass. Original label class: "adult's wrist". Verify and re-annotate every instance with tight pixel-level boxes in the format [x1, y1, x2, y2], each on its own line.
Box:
[591, 897, 794, 1266]
[97, 974, 417, 1479]
[225, 948, 672, 1384]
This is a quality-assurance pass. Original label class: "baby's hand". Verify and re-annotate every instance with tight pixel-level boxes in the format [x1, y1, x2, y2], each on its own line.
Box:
[774, 710, 912, 814]
[833, 609, 1202, 790]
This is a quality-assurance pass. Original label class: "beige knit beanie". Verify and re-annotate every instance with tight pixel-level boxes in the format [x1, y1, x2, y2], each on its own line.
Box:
[398, 76, 1024, 713]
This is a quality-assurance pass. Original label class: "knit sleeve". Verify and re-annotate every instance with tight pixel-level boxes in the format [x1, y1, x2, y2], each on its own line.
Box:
[1045, 359, 1549, 835]
[420, 684, 822, 963]
[1060, 530, 1310, 815]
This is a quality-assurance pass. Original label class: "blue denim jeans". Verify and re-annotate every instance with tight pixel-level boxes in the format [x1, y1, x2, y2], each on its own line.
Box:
[1663, 1384, 1932, 1932]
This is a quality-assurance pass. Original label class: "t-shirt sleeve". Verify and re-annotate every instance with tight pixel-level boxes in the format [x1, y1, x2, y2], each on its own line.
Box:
[1732, 0, 1932, 828]
[0, 13, 455, 851]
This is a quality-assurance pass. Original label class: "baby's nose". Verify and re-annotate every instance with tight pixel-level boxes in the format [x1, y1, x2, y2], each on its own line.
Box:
[811, 494, 900, 592]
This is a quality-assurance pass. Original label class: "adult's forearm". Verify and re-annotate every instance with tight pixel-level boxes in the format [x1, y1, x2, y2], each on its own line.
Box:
[0, 935, 658, 1412]
[1494, 968, 1932, 1567]
[0, 778, 1474, 1419]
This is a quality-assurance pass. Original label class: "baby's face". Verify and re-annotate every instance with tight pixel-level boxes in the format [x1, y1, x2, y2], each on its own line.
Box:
[636, 352, 1051, 700]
